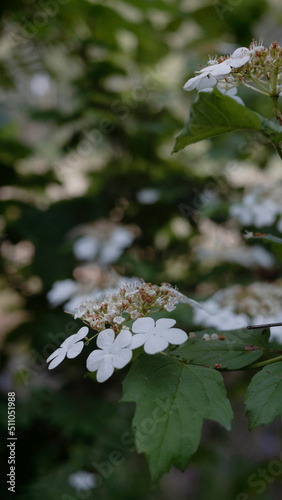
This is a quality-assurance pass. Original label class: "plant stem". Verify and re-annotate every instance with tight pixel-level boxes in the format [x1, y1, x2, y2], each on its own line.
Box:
[248, 355, 282, 369]
[271, 94, 282, 125]
[249, 75, 270, 94]
[272, 66, 278, 95]
[241, 82, 269, 96]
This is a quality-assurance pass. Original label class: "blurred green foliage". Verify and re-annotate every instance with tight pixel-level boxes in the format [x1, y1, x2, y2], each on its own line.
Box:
[1, 0, 282, 498]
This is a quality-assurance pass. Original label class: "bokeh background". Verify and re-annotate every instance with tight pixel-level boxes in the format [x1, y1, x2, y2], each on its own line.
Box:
[1, 0, 282, 498]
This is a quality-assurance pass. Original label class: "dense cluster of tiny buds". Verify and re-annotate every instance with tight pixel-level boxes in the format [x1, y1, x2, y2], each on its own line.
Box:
[202, 333, 219, 341]
[74, 280, 187, 334]
[189, 332, 220, 341]
[243, 41, 282, 94]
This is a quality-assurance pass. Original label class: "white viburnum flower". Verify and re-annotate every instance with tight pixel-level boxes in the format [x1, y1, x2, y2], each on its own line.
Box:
[130, 317, 188, 354]
[199, 61, 231, 77]
[86, 329, 133, 382]
[183, 72, 218, 91]
[183, 61, 231, 92]
[228, 47, 250, 67]
[47, 326, 88, 369]
[68, 471, 97, 491]
[184, 47, 250, 93]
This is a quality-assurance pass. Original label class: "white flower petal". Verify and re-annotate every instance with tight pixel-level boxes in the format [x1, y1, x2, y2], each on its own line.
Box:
[199, 66, 215, 74]
[198, 87, 214, 93]
[61, 333, 78, 348]
[183, 75, 200, 91]
[132, 317, 155, 334]
[144, 336, 169, 354]
[232, 95, 245, 106]
[46, 347, 62, 363]
[229, 55, 249, 68]
[130, 333, 149, 349]
[196, 74, 217, 90]
[113, 329, 132, 349]
[155, 318, 176, 331]
[97, 329, 115, 350]
[225, 87, 237, 97]
[112, 348, 132, 369]
[231, 47, 250, 59]
[161, 328, 188, 345]
[48, 349, 66, 369]
[210, 61, 231, 76]
[73, 326, 89, 342]
[67, 341, 84, 359]
[86, 349, 105, 371]
[96, 357, 115, 383]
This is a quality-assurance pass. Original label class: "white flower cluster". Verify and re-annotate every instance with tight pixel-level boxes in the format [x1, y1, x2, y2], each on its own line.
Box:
[193, 282, 282, 342]
[47, 220, 140, 311]
[194, 219, 274, 270]
[68, 471, 97, 491]
[47, 267, 137, 312]
[70, 220, 138, 264]
[73, 280, 188, 331]
[47, 318, 188, 382]
[184, 40, 282, 104]
[47, 281, 191, 382]
[184, 47, 251, 93]
[87, 318, 187, 382]
[230, 185, 282, 229]
[73, 225, 135, 264]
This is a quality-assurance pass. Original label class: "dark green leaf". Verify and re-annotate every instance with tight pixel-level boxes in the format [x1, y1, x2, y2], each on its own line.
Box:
[245, 361, 282, 428]
[173, 90, 282, 155]
[121, 353, 233, 481]
[173, 326, 269, 370]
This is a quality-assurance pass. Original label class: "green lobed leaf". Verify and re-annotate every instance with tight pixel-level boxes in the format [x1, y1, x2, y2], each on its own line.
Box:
[172, 90, 282, 154]
[121, 353, 233, 481]
[245, 361, 282, 429]
[173, 327, 269, 370]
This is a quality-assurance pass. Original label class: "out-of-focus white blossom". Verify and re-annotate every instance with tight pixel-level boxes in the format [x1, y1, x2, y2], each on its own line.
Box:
[68, 471, 97, 491]
[73, 236, 100, 261]
[230, 186, 282, 227]
[47, 267, 138, 313]
[136, 188, 160, 204]
[73, 226, 135, 264]
[192, 282, 282, 342]
[47, 279, 79, 307]
[194, 219, 275, 270]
